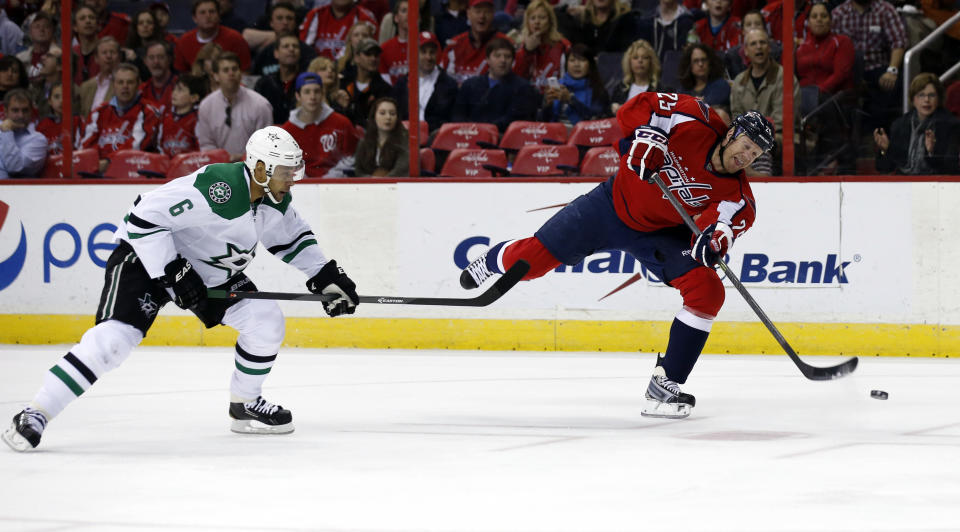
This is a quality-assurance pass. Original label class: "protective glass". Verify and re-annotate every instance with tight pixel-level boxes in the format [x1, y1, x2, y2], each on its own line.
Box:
[273, 161, 305, 182]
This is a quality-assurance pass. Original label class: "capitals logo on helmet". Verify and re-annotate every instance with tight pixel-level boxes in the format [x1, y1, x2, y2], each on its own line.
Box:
[731, 111, 775, 153]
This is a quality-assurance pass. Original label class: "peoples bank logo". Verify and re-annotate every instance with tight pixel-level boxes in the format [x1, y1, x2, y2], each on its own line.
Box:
[0, 199, 27, 291]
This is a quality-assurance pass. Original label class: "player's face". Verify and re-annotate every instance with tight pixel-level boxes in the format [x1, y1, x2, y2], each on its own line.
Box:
[268, 162, 305, 200]
[193, 2, 220, 32]
[145, 44, 170, 78]
[527, 6, 549, 36]
[113, 69, 140, 105]
[419, 44, 439, 73]
[270, 7, 296, 34]
[807, 4, 831, 37]
[137, 12, 155, 39]
[723, 132, 764, 172]
[375, 101, 398, 132]
[707, 0, 730, 18]
[487, 49, 513, 79]
[468, 4, 493, 34]
[913, 83, 939, 120]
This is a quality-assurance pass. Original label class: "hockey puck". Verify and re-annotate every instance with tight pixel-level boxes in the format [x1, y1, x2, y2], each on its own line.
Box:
[870, 390, 888, 400]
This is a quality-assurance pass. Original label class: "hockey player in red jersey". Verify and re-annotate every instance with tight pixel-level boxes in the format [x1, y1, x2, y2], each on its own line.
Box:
[459, 92, 774, 419]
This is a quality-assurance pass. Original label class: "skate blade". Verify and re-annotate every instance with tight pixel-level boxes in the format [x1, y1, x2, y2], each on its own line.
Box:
[641, 399, 691, 419]
[230, 419, 295, 435]
[2, 424, 36, 452]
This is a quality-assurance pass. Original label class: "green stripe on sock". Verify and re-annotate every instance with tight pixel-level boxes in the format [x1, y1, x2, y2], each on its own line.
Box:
[235, 361, 272, 375]
[51, 365, 85, 396]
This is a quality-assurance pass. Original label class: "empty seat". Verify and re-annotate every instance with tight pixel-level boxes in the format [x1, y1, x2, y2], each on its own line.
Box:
[403, 120, 430, 146]
[566, 118, 620, 149]
[499, 121, 568, 150]
[439, 148, 508, 177]
[167, 149, 231, 178]
[509, 144, 579, 176]
[431, 122, 499, 152]
[38, 148, 99, 179]
[580, 146, 620, 176]
[104, 150, 170, 179]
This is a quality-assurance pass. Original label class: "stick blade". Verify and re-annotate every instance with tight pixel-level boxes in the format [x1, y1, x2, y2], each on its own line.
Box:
[801, 356, 859, 381]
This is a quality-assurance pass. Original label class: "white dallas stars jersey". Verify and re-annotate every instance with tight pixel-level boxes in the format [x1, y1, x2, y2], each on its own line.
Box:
[115, 162, 327, 285]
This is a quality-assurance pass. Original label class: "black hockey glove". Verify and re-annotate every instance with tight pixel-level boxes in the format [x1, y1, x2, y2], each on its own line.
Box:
[627, 126, 668, 183]
[159, 256, 207, 310]
[306, 260, 359, 317]
[691, 222, 733, 268]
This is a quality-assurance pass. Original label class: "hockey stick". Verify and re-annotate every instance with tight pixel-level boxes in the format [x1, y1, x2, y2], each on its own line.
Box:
[650, 173, 858, 380]
[207, 260, 530, 307]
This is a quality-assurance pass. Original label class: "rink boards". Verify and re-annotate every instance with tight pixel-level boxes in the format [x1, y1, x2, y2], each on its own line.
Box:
[1, 180, 958, 356]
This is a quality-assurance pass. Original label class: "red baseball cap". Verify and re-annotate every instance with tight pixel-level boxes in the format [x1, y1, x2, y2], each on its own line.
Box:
[468, 0, 494, 7]
[418, 31, 441, 49]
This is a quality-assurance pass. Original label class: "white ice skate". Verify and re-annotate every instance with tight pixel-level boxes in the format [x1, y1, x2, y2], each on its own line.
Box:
[2, 408, 47, 452]
[641, 366, 696, 419]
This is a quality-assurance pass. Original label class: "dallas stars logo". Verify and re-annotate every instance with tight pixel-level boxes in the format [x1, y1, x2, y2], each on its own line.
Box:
[203, 243, 255, 277]
[267, 131, 280, 141]
[208, 182, 232, 204]
[138, 293, 159, 318]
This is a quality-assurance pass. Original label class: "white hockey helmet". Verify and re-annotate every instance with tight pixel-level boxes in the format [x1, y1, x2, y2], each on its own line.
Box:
[245, 126, 305, 202]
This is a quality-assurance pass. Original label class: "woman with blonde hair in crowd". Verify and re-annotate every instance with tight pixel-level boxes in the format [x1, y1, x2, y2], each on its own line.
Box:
[354, 97, 409, 177]
[609, 39, 663, 114]
[512, 0, 571, 91]
[309, 55, 350, 114]
[556, 0, 630, 52]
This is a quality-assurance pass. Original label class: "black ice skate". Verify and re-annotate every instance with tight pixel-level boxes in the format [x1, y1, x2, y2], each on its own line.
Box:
[2, 408, 48, 452]
[229, 396, 294, 434]
[460, 254, 496, 289]
[641, 365, 696, 419]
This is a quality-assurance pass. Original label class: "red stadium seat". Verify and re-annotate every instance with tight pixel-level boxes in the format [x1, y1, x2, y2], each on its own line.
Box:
[431, 122, 499, 151]
[946, 82, 960, 119]
[38, 148, 99, 179]
[509, 144, 579, 176]
[103, 150, 170, 179]
[566, 118, 620, 149]
[579, 146, 620, 176]
[167, 149, 231, 178]
[499, 121, 568, 150]
[419, 148, 436, 174]
[403, 120, 430, 146]
[439, 148, 507, 177]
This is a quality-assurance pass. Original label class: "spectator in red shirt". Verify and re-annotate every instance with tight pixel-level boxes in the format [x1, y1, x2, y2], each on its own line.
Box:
[300, 0, 379, 60]
[174, 0, 252, 73]
[139, 41, 178, 115]
[441, 0, 510, 84]
[690, 0, 742, 53]
[281, 72, 358, 177]
[84, 0, 131, 45]
[513, 0, 571, 92]
[80, 63, 160, 172]
[158, 75, 208, 157]
[797, 2, 854, 97]
[16, 12, 61, 88]
[379, 0, 410, 85]
[35, 83, 84, 155]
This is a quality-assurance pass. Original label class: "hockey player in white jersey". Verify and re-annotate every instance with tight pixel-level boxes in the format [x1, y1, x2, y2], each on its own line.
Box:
[3, 126, 359, 451]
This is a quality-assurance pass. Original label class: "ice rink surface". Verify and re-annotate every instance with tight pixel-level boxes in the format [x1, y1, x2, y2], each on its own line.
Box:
[1, 345, 959, 532]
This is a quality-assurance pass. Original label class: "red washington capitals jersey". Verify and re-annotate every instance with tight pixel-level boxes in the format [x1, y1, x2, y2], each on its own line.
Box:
[692, 16, 742, 52]
[158, 108, 199, 157]
[80, 99, 159, 159]
[613, 92, 756, 240]
[440, 31, 510, 84]
[300, 4, 378, 60]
